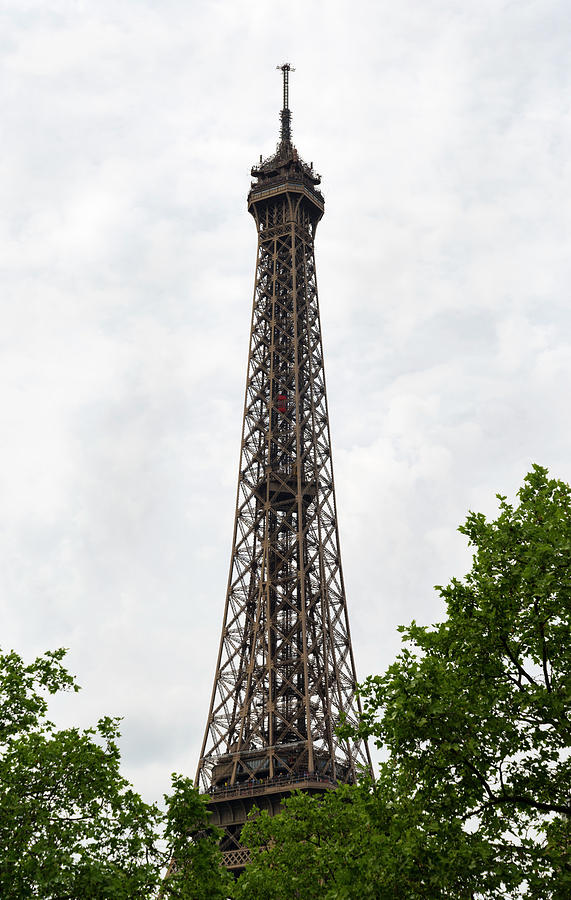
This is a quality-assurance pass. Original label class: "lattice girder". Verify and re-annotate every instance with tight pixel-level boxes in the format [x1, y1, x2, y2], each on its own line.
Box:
[197, 167, 370, 797]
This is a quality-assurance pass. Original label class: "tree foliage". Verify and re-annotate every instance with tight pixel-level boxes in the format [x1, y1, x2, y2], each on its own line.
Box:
[0, 648, 162, 898]
[0, 649, 231, 900]
[161, 774, 233, 900]
[235, 774, 517, 899]
[235, 784, 376, 900]
[356, 465, 569, 896]
[239, 466, 571, 898]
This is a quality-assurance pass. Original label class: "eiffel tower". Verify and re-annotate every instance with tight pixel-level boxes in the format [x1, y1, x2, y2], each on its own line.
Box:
[196, 64, 371, 871]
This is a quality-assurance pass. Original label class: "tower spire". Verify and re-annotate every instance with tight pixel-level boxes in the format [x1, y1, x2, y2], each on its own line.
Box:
[277, 62, 295, 149]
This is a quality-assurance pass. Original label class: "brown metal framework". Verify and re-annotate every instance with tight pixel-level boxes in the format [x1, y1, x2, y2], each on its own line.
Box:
[196, 65, 371, 870]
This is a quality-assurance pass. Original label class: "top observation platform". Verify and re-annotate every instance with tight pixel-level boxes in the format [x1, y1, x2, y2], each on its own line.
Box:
[247, 63, 324, 218]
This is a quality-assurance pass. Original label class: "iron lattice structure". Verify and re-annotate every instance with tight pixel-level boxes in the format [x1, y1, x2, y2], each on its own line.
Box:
[196, 65, 371, 870]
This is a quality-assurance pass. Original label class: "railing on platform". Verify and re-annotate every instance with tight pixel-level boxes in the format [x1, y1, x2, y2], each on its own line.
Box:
[248, 179, 324, 208]
[222, 847, 251, 869]
[207, 771, 338, 801]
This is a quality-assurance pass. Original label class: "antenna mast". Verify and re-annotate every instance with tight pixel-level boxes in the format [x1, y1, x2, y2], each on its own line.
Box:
[277, 62, 295, 148]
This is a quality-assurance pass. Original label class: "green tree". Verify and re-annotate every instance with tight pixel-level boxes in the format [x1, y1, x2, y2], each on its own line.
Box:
[161, 774, 233, 900]
[350, 464, 570, 898]
[235, 776, 503, 899]
[237, 466, 570, 898]
[235, 784, 377, 900]
[0, 647, 234, 899]
[0, 648, 163, 898]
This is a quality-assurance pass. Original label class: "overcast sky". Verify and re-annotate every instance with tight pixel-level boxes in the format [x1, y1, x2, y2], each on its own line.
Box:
[1, 0, 570, 804]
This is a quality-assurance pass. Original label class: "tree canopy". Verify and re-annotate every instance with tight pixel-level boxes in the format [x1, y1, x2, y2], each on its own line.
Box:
[239, 466, 571, 898]
[0, 647, 163, 898]
[161, 773, 233, 900]
[0, 648, 231, 899]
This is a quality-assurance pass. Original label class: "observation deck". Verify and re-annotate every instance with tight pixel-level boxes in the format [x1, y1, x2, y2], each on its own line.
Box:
[248, 174, 324, 216]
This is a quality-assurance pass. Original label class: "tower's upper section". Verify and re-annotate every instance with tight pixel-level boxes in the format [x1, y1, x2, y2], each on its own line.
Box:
[248, 64, 324, 226]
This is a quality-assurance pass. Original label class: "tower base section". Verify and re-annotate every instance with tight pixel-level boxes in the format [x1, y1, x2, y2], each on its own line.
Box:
[206, 774, 337, 873]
